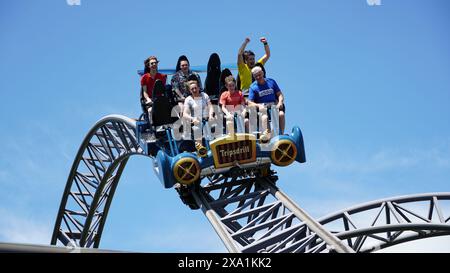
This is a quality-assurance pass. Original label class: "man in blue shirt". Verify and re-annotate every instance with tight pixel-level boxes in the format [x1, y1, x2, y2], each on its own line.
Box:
[248, 66, 285, 142]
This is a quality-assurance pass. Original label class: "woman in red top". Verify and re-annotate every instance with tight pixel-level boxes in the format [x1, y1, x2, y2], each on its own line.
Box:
[140, 56, 167, 120]
[219, 76, 248, 134]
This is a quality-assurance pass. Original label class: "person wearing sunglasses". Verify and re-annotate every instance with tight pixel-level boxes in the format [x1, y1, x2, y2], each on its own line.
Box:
[140, 56, 167, 120]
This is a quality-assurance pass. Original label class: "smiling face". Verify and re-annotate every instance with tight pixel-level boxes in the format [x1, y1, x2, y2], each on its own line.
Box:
[144, 56, 159, 73]
[148, 58, 159, 74]
[188, 81, 200, 96]
[224, 75, 236, 92]
[245, 54, 256, 68]
[149, 58, 158, 70]
[251, 67, 265, 84]
[180, 60, 189, 74]
[226, 81, 236, 92]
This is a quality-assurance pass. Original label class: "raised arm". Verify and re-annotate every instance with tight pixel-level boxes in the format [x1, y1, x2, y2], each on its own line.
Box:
[238, 37, 251, 65]
[259, 37, 271, 64]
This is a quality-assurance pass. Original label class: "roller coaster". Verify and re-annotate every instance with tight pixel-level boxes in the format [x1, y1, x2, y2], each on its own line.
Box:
[49, 113, 450, 253]
[48, 55, 450, 253]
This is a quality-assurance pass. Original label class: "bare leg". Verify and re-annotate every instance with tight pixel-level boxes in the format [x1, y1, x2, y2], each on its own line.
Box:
[193, 125, 207, 157]
[226, 116, 235, 135]
[259, 113, 271, 143]
[261, 114, 269, 133]
[279, 110, 285, 134]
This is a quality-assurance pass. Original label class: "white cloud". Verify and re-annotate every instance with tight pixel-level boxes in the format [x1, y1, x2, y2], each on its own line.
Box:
[132, 226, 227, 253]
[0, 208, 52, 245]
[304, 143, 450, 175]
[377, 236, 450, 253]
[279, 140, 450, 214]
[99, 226, 226, 253]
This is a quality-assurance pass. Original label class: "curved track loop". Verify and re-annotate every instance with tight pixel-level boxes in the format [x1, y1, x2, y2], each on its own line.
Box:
[317, 193, 450, 252]
[194, 175, 450, 253]
[51, 115, 450, 252]
[51, 115, 145, 248]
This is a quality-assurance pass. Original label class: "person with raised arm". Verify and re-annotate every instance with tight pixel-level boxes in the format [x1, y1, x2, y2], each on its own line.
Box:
[237, 37, 271, 96]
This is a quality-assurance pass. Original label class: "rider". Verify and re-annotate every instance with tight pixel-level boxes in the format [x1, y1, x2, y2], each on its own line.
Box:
[219, 76, 247, 134]
[171, 55, 202, 116]
[237, 37, 271, 96]
[141, 56, 167, 120]
[247, 66, 285, 142]
[183, 80, 215, 155]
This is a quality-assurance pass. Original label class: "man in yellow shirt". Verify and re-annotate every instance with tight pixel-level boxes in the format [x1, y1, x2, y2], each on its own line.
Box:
[237, 37, 271, 96]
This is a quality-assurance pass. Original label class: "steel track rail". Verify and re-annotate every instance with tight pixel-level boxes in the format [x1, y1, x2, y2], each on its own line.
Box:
[51, 115, 145, 247]
[51, 115, 450, 253]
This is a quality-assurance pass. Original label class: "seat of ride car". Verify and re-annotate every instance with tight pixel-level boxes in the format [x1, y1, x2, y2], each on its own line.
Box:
[152, 81, 177, 127]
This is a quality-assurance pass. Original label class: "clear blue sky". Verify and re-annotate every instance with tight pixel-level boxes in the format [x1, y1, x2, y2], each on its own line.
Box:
[1, 0, 449, 252]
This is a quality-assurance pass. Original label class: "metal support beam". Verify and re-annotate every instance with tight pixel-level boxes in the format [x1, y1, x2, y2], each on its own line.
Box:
[259, 179, 354, 253]
[50, 115, 450, 253]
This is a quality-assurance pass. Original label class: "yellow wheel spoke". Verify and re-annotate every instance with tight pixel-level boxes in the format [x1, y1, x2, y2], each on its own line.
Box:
[276, 148, 290, 159]
[286, 144, 293, 152]
[174, 159, 199, 184]
[283, 152, 294, 160]
[272, 141, 296, 165]
[178, 162, 196, 180]
[275, 143, 295, 162]
[181, 171, 194, 180]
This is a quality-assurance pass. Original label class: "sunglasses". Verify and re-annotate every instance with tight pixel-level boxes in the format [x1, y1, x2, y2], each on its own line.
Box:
[150, 61, 159, 65]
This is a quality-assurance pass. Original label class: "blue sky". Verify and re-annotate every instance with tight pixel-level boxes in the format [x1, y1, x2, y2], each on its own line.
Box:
[0, 0, 449, 252]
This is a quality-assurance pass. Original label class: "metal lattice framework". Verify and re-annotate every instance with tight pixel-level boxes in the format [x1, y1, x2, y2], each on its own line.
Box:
[51, 115, 450, 252]
[51, 115, 145, 248]
[317, 193, 450, 252]
[193, 174, 353, 253]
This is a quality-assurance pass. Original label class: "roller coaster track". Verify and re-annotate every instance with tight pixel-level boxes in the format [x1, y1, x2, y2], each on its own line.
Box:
[51, 115, 144, 248]
[51, 115, 450, 252]
[317, 192, 450, 252]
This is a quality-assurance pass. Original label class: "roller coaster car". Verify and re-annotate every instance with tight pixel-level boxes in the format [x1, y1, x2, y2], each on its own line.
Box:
[136, 87, 306, 189]
[139, 128, 306, 189]
[173, 129, 306, 184]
